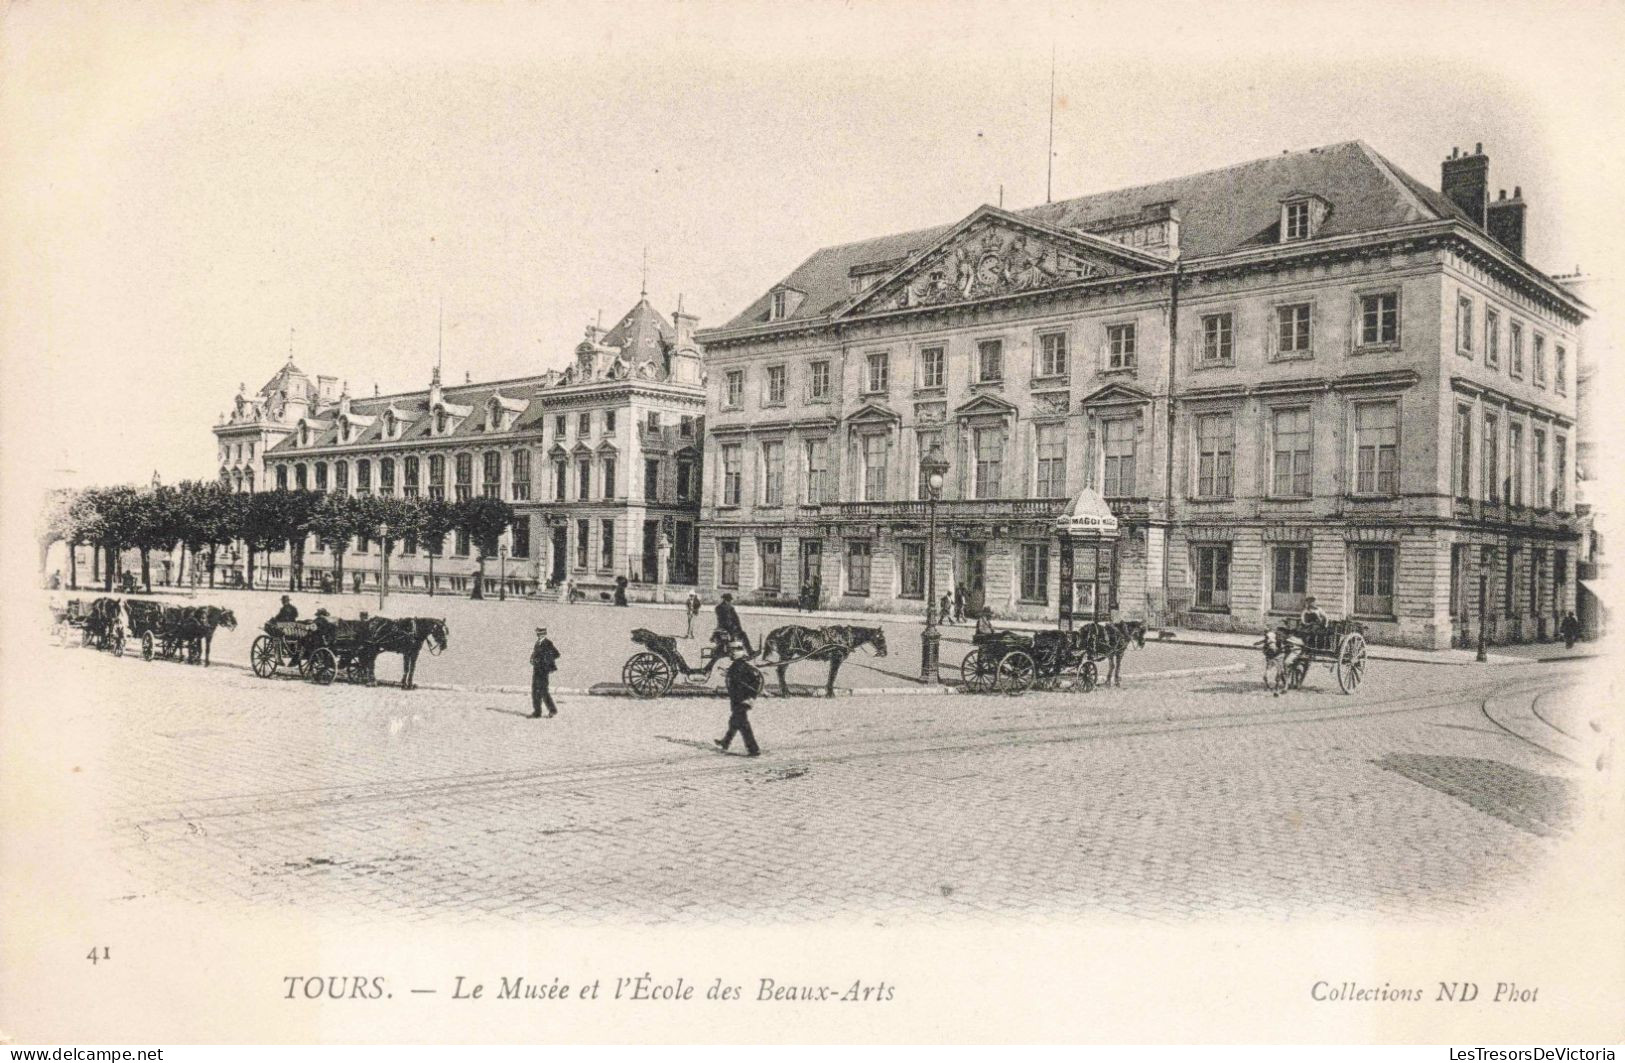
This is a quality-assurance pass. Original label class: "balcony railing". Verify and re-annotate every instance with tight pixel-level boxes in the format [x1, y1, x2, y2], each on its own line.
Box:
[834, 498, 1068, 520]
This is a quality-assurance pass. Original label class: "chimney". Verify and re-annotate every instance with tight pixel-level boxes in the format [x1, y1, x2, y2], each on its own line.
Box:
[673, 304, 700, 350]
[1441, 143, 1489, 228]
[1486, 186, 1528, 258]
[316, 375, 339, 405]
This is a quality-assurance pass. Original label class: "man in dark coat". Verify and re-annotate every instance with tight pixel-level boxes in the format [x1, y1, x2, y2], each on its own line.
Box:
[529, 625, 560, 718]
[715, 641, 762, 756]
[953, 583, 966, 623]
[1561, 610, 1581, 649]
[714, 591, 753, 656]
[273, 595, 299, 623]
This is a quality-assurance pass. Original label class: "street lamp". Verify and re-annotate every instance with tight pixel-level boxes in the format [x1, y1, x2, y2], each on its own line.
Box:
[499, 541, 508, 602]
[919, 446, 950, 682]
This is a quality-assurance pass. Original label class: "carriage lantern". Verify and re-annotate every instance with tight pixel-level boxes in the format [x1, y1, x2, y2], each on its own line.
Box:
[919, 447, 950, 682]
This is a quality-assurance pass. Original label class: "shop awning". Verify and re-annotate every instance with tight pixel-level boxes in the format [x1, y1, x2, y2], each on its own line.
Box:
[1054, 488, 1120, 539]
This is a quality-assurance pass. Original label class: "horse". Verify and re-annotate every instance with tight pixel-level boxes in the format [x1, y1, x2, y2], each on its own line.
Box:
[361, 617, 448, 689]
[84, 597, 123, 649]
[758, 624, 888, 697]
[1077, 619, 1147, 686]
[181, 605, 236, 666]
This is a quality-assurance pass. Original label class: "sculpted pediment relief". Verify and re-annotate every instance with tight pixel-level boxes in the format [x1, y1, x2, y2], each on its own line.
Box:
[843, 209, 1160, 317]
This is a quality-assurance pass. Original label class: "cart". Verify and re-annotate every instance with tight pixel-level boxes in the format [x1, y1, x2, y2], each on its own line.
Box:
[1270, 617, 1368, 694]
[959, 629, 1100, 696]
[621, 627, 760, 699]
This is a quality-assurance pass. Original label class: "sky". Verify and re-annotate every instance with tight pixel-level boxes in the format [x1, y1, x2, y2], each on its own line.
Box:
[4, 0, 1624, 492]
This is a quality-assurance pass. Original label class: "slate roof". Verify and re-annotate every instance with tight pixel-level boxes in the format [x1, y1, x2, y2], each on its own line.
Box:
[717, 141, 1461, 331]
[600, 298, 675, 362]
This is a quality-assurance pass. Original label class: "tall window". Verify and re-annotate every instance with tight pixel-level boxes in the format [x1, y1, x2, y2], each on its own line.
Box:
[1201, 313, 1233, 364]
[511, 451, 530, 501]
[295, 464, 308, 490]
[1510, 321, 1525, 377]
[760, 441, 784, 505]
[847, 540, 872, 595]
[1531, 549, 1545, 615]
[455, 453, 472, 501]
[482, 451, 501, 498]
[601, 520, 614, 569]
[1020, 544, 1049, 603]
[1284, 200, 1310, 240]
[1482, 412, 1499, 502]
[865, 352, 889, 393]
[725, 371, 743, 408]
[1360, 292, 1400, 347]
[553, 459, 567, 501]
[804, 440, 827, 504]
[645, 458, 661, 502]
[676, 459, 694, 501]
[976, 339, 1003, 383]
[380, 458, 395, 496]
[1485, 308, 1501, 368]
[1035, 423, 1066, 497]
[679, 415, 694, 438]
[919, 346, 945, 389]
[1509, 422, 1524, 505]
[335, 461, 349, 494]
[1271, 545, 1309, 613]
[1103, 418, 1136, 497]
[1454, 405, 1473, 498]
[1556, 344, 1567, 394]
[1195, 413, 1234, 498]
[972, 426, 1004, 499]
[428, 455, 445, 501]
[1457, 296, 1474, 355]
[355, 460, 371, 496]
[1107, 323, 1137, 370]
[1354, 546, 1396, 616]
[766, 365, 786, 405]
[511, 518, 530, 559]
[1195, 545, 1231, 611]
[721, 444, 742, 506]
[576, 519, 589, 568]
[759, 539, 783, 592]
[719, 539, 739, 587]
[276, 466, 288, 490]
[454, 528, 470, 557]
[771, 290, 788, 320]
[601, 457, 616, 499]
[315, 462, 329, 492]
[1038, 332, 1068, 378]
[1354, 402, 1398, 496]
[603, 410, 616, 433]
[1533, 334, 1547, 385]
[862, 433, 890, 501]
[554, 414, 566, 439]
[1533, 429, 1547, 509]
[1271, 407, 1312, 497]
[579, 411, 592, 436]
[900, 542, 925, 599]
[577, 457, 591, 500]
[1555, 434, 1567, 509]
[809, 360, 831, 401]
[1276, 304, 1312, 356]
[916, 430, 943, 499]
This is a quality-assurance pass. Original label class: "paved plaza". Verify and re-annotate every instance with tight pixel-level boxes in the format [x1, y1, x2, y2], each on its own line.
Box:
[17, 592, 1609, 927]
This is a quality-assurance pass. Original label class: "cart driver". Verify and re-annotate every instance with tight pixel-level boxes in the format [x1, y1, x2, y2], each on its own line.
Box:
[311, 607, 336, 647]
[1299, 596, 1328, 630]
[274, 595, 298, 623]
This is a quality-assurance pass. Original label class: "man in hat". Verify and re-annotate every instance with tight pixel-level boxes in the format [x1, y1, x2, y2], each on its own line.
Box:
[1561, 609, 1582, 649]
[715, 641, 762, 757]
[273, 595, 299, 623]
[685, 589, 702, 638]
[714, 591, 753, 657]
[311, 607, 336, 649]
[529, 625, 560, 718]
[1299, 595, 1328, 630]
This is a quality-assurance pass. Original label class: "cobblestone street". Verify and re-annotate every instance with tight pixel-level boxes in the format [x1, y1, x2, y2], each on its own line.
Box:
[15, 616, 1604, 928]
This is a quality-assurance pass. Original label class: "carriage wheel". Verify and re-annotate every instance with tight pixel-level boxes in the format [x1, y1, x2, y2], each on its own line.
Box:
[1336, 633, 1367, 694]
[960, 649, 996, 694]
[141, 632, 155, 661]
[250, 635, 278, 678]
[623, 652, 674, 699]
[343, 656, 371, 684]
[1065, 659, 1098, 693]
[308, 648, 337, 686]
[80, 627, 93, 648]
[111, 629, 126, 657]
[996, 650, 1036, 696]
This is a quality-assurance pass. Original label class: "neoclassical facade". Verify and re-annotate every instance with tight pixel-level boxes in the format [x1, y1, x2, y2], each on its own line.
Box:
[695, 141, 1585, 648]
[218, 299, 707, 597]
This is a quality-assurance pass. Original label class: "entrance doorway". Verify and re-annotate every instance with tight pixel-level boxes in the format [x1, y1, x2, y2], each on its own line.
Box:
[958, 541, 986, 615]
[642, 520, 660, 582]
[551, 526, 567, 584]
[800, 538, 822, 599]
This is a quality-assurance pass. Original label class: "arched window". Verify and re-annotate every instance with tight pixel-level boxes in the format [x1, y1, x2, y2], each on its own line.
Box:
[356, 459, 372, 496]
[219, 467, 231, 487]
[244, 469, 255, 493]
[428, 455, 446, 500]
[403, 456, 419, 498]
[455, 453, 473, 501]
[436, 409, 449, 435]
[384, 411, 396, 439]
[295, 464, 308, 491]
[483, 451, 501, 498]
[276, 465, 289, 491]
[233, 471, 244, 493]
[314, 462, 329, 492]
[334, 461, 349, 494]
[380, 458, 395, 494]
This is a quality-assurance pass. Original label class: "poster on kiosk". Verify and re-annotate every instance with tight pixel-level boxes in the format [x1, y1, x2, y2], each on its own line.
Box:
[1055, 488, 1120, 626]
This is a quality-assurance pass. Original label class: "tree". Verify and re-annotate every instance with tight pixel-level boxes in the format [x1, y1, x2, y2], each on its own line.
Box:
[414, 497, 458, 597]
[305, 493, 365, 593]
[37, 488, 79, 584]
[128, 487, 182, 592]
[352, 494, 419, 605]
[83, 486, 142, 592]
[278, 489, 324, 591]
[454, 496, 515, 600]
[66, 489, 106, 589]
[240, 490, 298, 590]
[173, 481, 231, 590]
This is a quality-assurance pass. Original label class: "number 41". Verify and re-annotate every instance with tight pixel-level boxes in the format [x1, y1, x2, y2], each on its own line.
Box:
[87, 946, 110, 964]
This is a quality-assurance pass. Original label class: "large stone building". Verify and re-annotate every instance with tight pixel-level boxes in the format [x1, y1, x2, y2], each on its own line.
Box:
[694, 141, 1586, 648]
[217, 298, 707, 597]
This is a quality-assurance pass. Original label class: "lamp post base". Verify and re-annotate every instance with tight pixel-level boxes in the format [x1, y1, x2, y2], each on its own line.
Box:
[920, 623, 941, 683]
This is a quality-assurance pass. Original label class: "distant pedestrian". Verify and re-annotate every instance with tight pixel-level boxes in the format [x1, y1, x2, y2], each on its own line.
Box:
[939, 593, 953, 624]
[715, 641, 763, 757]
[614, 576, 629, 607]
[529, 625, 560, 718]
[48, 570, 61, 590]
[953, 584, 966, 623]
[685, 590, 702, 638]
[1561, 610, 1581, 649]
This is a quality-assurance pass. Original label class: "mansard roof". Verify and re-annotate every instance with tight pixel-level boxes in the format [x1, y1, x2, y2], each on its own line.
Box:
[715, 140, 1468, 331]
[600, 298, 675, 361]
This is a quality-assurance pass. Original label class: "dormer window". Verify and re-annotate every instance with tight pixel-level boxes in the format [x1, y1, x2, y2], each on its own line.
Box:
[436, 409, 449, 435]
[1280, 194, 1328, 243]
[384, 411, 396, 439]
[771, 291, 788, 320]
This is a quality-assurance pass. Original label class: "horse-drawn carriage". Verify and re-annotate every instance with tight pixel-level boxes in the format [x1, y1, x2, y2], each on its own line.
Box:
[621, 622, 883, 700]
[959, 620, 1146, 696]
[61, 597, 126, 655]
[251, 615, 448, 688]
[1261, 617, 1368, 694]
[121, 600, 236, 664]
[622, 628, 744, 698]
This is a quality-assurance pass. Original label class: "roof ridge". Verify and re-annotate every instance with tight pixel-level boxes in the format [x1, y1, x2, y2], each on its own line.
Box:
[1351, 140, 1447, 222]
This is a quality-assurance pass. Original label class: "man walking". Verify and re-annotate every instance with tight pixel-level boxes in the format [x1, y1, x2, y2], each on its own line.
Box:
[529, 625, 560, 718]
[1561, 609, 1581, 649]
[685, 590, 702, 638]
[715, 641, 762, 756]
[715, 591, 753, 656]
[953, 583, 966, 623]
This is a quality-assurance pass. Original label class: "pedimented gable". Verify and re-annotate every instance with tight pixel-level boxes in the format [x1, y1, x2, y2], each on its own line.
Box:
[841, 207, 1167, 318]
[953, 393, 1020, 418]
[1079, 382, 1154, 407]
[845, 401, 902, 425]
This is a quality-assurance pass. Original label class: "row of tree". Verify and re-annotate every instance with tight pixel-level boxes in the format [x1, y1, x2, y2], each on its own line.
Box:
[39, 483, 517, 598]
